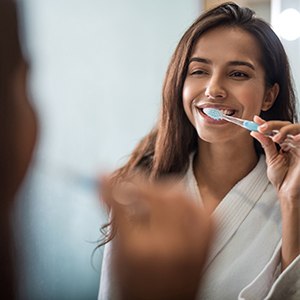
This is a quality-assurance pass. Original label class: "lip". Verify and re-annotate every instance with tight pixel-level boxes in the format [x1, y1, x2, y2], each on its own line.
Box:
[193, 103, 239, 125]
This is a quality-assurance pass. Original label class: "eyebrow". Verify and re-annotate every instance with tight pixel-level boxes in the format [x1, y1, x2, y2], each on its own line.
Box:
[189, 57, 255, 70]
[189, 57, 211, 64]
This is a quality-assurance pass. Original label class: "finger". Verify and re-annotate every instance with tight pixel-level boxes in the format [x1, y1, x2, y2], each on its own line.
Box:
[130, 178, 201, 230]
[251, 131, 278, 163]
[253, 116, 298, 145]
[266, 124, 300, 145]
[292, 134, 300, 148]
[112, 181, 141, 206]
[291, 134, 300, 153]
[99, 176, 114, 208]
[108, 177, 175, 232]
[136, 179, 185, 225]
[257, 120, 292, 135]
[130, 176, 183, 208]
[293, 133, 300, 141]
[253, 115, 266, 125]
[111, 198, 148, 241]
[99, 176, 150, 236]
[114, 183, 152, 230]
[253, 115, 275, 135]
[274, 124, 300, 143]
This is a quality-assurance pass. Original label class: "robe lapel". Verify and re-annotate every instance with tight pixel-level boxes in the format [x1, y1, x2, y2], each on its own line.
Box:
[185, 155, 270, 270]
[207, 156, 269, 268]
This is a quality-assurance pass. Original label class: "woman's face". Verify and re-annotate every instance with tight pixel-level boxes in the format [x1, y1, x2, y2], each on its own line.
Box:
[182, 26, 275, 143]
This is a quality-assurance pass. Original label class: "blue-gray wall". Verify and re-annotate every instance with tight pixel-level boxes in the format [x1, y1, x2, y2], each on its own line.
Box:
[14, 1, 300, 299]
[279, 0, 300, 103]
[15, 1, 201, 299]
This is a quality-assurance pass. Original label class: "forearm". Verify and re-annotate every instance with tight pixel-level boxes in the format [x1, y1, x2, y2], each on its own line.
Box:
[280, 199, 300, 271]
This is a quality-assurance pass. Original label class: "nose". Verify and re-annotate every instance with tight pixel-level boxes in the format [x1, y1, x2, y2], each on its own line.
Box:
[204, 76, 227, 100]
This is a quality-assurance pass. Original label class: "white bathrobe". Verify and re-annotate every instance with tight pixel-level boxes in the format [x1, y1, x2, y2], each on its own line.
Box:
[98, 155, 300, 300]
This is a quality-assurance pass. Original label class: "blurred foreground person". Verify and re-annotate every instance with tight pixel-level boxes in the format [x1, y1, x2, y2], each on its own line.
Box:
[0, 0, 38, 298]
[100, 177, 213, 300]
[1, 2, 210, 300]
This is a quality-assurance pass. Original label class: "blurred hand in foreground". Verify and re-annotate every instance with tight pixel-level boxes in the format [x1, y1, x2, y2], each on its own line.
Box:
[101, 177, 213, 300]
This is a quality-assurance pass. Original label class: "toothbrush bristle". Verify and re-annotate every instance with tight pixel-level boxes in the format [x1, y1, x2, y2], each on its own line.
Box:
[203, 108, 223, 120]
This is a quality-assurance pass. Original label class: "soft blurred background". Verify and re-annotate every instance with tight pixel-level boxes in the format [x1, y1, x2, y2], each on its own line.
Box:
[13, 0, 300, 299]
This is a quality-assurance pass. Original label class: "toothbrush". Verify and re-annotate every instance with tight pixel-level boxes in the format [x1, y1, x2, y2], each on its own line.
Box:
[202, 107, 297, 149]
[203, 107, 276, 135]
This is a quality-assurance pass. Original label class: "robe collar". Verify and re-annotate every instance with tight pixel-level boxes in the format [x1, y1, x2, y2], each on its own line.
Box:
[183, 155, 269, 269]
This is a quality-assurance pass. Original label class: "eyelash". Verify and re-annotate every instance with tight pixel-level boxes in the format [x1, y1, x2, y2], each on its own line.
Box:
[189, 69, 250, 79]
[190, 70, 207, 76]
[230, 71, 249, 78]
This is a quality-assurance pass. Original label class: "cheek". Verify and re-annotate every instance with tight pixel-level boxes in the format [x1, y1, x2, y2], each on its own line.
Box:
[182, 80, 196, 124]
[240, 90, 265, 116]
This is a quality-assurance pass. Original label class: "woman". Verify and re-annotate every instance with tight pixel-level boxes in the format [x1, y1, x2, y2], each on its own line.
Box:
[0, 0, 38, 298]
[99, 2, 300, 299]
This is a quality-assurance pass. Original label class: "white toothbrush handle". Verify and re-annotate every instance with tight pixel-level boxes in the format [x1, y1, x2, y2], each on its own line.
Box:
[243, 122, 297, 149]
[264, 129, 279, 137]
[263, 130, 297, 149]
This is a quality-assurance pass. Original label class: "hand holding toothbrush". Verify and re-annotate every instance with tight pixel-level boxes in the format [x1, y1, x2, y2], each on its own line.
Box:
[250, 115, 300, 270]
[203, 108, 298, 147]
[251, 115, 300, 199]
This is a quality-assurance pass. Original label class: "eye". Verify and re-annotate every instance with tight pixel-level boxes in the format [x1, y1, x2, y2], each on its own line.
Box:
[230, 71, 249, 79]
[190, 69, 208, 76]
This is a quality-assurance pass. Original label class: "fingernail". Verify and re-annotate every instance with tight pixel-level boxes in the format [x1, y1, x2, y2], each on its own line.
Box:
[272, 133, 282, 142]
[259, 123, 268, 130]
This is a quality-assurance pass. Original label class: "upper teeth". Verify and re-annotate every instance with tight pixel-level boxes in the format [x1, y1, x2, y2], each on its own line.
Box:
[221, 109, 234, 116]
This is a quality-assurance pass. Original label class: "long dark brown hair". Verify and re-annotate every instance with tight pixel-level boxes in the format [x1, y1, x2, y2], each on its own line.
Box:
[99, 2, 298, 245]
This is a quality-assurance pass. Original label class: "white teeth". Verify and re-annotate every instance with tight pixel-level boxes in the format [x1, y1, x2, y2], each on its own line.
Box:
[221, 109, 235, 116]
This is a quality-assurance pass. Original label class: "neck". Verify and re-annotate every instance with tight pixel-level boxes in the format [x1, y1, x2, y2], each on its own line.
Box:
[194, 138, 259, 212]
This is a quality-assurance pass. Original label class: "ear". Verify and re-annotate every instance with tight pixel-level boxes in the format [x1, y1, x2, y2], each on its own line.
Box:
[261, 83, 279, 111]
